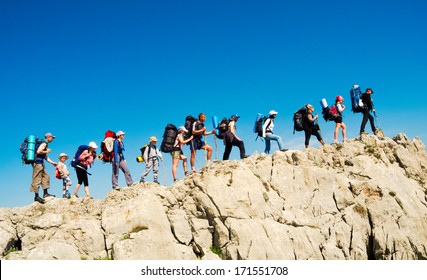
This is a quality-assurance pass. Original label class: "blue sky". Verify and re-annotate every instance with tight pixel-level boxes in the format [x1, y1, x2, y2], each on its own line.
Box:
[1, 0, 426, 208]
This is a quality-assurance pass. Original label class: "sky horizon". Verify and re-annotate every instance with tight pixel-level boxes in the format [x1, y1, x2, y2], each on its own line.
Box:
[1, 0, 426, 208]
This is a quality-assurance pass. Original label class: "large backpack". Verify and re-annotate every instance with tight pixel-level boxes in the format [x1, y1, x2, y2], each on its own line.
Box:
[255, 115, 269, 137]
[350, 85, 363, 113]
[322, 104, 339, 121]
[216, 118, 229, 140]
[160, 124, 179, 153]
[70, 145, 90, 168]
[20, 135, 46, 164]
[184, 115, 198, 140]
[293, 106, 307, 134]
[100, 130, 116, 162]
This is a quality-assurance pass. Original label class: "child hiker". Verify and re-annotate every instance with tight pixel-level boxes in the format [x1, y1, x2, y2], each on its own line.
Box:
[140, 136, 163, 184]
[56, 153, 72, 198]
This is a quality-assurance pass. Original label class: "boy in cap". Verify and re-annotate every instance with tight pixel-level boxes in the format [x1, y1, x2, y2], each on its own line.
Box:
[172, 126, 193, 182]
[112, 131, 134, 190]
[57, 153, 72, 198]
[30, 132, 57, 204]
[140, 136, 163, 184]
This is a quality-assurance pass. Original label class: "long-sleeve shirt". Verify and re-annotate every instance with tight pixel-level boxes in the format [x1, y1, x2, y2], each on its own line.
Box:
[143, 144, 163, 162]
[113, 139, 125, 163]
[56, 161, 70, 176]
[262, 118, 274, 137]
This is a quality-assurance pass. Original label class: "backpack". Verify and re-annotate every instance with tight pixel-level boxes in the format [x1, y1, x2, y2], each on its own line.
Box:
[160, 124, 179, 153]
[216, 118, 229, 140]
[322, 104, 339, 121]
[100, 130, 116, 162]
[255, 115, 269, 137]
[184, 115, 198, 140]
[55, 167, 62, 179]
[137, 144, 151, 163]
[70, 145, 90, 168]
[293, 106, 307, 134]
[20, 135, 46, 164]
[350, 85, 364, 113]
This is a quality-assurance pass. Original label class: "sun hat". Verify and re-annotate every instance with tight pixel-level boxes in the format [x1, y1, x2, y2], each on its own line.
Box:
[269, 110, 278, 116]
[58, 153, 68, 160]
[149, 136, 158, 142]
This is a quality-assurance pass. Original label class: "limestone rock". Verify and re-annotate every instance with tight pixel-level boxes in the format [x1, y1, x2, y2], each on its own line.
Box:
[1, 133, 426, 260]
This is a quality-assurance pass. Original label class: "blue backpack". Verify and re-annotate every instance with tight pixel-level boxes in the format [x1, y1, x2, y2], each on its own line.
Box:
[20, 135, 46, 164]
[70, 145, 90, 168]
[350, 85, 363, 113]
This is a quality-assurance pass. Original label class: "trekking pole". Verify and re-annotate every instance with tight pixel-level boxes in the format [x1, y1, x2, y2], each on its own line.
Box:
[161, 158, 166, 186]
[213, 134, 218, 160]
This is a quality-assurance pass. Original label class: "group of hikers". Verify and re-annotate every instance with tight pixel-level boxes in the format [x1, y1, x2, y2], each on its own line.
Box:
[23, 85, 381, 204]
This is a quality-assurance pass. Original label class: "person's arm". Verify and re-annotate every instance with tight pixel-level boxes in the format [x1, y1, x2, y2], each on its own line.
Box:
[179, 134, 193, 145]
[229, 121, 241, 141]
[262, 118, 271, 138]
[307, 113, 317, 123]
[113, 140, 119, 164]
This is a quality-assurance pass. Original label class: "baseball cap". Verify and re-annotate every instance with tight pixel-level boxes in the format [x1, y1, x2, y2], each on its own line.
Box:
[178, 126, 188, 132]
[116, 131, 125, 137]
[45, 132, 56, 139]
[269, 110, 278, 115]
[230, 114, 240, 119]
[89, 141, 98, 149]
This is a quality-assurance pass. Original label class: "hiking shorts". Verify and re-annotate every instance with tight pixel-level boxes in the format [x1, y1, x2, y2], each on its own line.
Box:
[334, 116, 343, 124]
[190, 138, 205, 151]
[171, 150, 183, 159]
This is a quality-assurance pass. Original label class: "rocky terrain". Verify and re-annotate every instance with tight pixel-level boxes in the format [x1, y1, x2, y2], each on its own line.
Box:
[1, 133, 426, 260]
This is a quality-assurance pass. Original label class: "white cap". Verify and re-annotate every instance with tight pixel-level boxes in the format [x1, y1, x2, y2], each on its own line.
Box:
[58, 153, 68, 160]
[269, 110, 278, 116]
[116, 130, 125, 137]
[88, 141, 98, 149]
[352, 84, 360, 89]
[178, 126, 188, 132]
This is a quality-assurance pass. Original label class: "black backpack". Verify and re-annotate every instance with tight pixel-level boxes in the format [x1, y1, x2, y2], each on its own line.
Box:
[216, 118, 229, 140]
[184, 115, 198, 140]
[293, 106, 307, 134]
[160, 124, 179, 153]
[255, 116, 269, 137]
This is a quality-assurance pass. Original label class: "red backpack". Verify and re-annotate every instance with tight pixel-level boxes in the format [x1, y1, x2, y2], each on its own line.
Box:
[100, 130, 116, 162]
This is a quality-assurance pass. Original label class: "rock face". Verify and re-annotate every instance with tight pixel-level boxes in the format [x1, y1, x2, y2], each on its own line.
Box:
[1, 133, 426, 260]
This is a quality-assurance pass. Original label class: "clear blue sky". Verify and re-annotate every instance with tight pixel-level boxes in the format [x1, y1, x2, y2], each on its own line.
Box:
[1, 0, 426, 208]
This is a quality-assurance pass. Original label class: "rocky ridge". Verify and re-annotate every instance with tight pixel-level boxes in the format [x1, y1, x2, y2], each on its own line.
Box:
[1, 133, 426, 260]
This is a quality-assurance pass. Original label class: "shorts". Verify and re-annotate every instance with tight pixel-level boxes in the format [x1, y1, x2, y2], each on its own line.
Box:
[171, 150, 183, 159]
[334, 116, 343, 124]
[190, 138, 205, 151]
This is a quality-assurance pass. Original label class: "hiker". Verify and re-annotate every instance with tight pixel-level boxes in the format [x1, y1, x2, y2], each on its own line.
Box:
[303, 105, 325, 148]
[190, 113, 216, 172]
[140, 136, 163, 184]
[30, 132, 57, 204]
[112, 131, 134, 190]
[333, 96, 347, 143]
[360, 88, 378, 135]
[171, 127, 193, 182]
[262, 110, 287, 153]
[56, 153, 72, 198]
[223, 114, 249, 160]
[73, 142, 97, 198]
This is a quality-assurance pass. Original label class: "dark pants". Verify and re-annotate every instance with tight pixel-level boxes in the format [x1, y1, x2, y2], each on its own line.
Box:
[304, 128, 323, 146]
[360, 109, 376, 133]
[223, 139, 246, 160]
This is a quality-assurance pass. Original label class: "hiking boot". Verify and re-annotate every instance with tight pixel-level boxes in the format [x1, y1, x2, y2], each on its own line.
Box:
[74, 194, 79, 198]
[43, 193, 55, 198]
[185, 171, 192, 176]
[360, 131, 368, 135]
[241, 155, 249, 159]
[139, 178, 145, 183]
[112, 186, 121, 191]
[65, 192, 71, 199]
[280, 149, 289, 152]
[154, 180, 160, 185]
[34, 196, 45, 204]
[173, 179, 179, 182]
